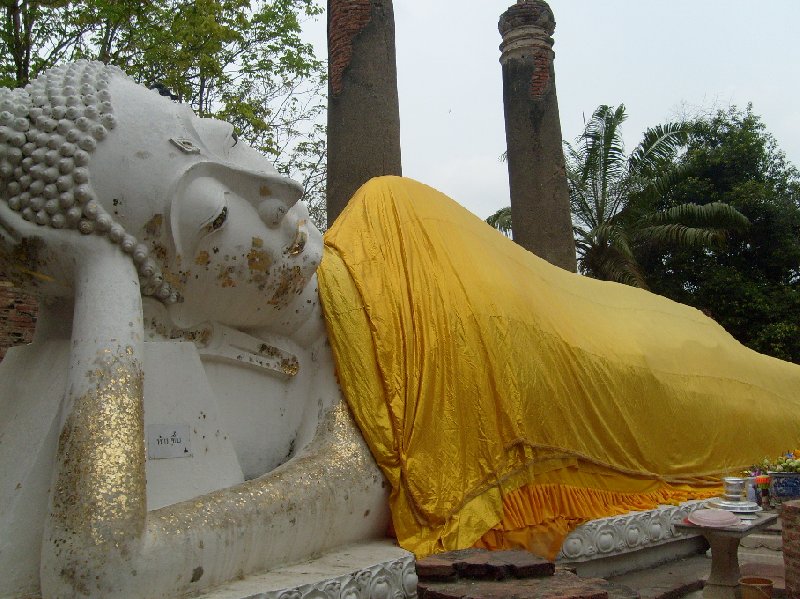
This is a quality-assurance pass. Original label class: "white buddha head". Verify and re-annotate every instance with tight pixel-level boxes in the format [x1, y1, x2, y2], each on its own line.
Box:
[0, 61, 323, 331]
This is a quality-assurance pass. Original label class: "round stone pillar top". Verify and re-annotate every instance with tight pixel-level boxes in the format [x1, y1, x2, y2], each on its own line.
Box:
[498, 0, 555, 38]
[498, 0, 556, 63]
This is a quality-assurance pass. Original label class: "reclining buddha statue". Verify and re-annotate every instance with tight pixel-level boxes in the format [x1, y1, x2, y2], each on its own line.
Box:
[0, 62, 798, 598]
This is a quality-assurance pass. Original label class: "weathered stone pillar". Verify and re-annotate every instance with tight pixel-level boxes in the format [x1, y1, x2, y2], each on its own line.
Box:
[499, 0, 576, 271]
[327, 0, 402, 228]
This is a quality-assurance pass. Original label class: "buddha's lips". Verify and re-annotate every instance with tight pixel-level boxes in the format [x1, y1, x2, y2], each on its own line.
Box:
[285, 219, 307, 256]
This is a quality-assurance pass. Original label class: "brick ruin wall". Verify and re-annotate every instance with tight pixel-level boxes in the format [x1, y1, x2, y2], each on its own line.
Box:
[0, 282, 37, 360]
[785, 499, 800, 599]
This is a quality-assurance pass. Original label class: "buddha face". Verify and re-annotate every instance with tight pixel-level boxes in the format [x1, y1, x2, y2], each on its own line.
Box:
[85, 72, 323, 331]
[0, 62, 321, 332]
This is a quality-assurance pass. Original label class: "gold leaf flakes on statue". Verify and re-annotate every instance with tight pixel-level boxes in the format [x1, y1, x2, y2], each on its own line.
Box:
[143, 214, 163, 238]
[247, 248, 271, 273]
[50, 351, 145, 546]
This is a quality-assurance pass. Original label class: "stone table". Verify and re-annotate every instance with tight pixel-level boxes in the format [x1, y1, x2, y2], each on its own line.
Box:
[675, 511, 778, 599]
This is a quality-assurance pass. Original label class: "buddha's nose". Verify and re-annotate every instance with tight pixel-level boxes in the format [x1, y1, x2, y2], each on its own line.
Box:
[257, 197, 292, 228]
[254, 173, 303, 228]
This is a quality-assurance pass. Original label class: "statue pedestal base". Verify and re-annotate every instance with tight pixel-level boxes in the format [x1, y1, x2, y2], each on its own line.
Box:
[195, 540, 416, 599]
[558, 500, 710, 578]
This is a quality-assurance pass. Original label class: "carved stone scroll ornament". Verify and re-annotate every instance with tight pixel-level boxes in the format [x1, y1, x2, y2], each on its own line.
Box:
[190, 549, 417, 599]
[557, 500, 708, 562]
[271, 559, 418, 599]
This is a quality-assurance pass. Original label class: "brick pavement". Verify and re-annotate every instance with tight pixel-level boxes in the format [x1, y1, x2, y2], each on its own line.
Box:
[416, 549, 638, 599]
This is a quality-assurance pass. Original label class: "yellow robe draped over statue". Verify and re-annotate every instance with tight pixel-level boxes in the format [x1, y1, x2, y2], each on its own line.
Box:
[317, 176, 800, 560]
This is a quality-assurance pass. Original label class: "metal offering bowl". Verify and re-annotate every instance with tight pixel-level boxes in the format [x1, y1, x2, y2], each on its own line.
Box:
[722, 477, 745, 499]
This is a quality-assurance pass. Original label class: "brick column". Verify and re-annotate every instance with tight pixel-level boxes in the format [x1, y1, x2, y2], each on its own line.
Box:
[326, 0, 402, 228]
[499, 0, 576, 272]
[784, 499, 800, 599]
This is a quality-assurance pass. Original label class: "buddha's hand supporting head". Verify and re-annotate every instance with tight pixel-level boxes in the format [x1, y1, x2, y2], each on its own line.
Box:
[0, 61, 323, 333]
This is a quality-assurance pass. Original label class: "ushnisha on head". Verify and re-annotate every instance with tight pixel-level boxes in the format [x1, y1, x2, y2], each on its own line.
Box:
[0, 61, 177, 301]
[0, 61, 322, 328]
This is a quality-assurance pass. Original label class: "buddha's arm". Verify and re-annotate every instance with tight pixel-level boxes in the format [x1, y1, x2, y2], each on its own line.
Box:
[139, 401, 389, 597]
[44, 399, 388, 598]
[40, 258, 389, 598]
[39, 246, 148, 597]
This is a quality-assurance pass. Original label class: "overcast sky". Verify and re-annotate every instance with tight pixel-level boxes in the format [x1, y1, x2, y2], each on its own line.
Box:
[302, 1, 800, 219]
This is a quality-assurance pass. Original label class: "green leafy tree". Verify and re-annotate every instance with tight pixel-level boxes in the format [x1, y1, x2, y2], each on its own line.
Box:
[565, 104, 749, 287]
[640, 105, 800, 363]
[0, 0, 328, 227]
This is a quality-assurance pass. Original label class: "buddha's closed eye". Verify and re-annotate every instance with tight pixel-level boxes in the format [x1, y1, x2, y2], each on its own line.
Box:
[204, 204, 228, 233]
[174, 175, 229, 256]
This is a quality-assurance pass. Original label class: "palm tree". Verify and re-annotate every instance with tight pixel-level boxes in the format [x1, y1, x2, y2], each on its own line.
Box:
[566, 104, 749, 287]
[486, 206, 512, 237]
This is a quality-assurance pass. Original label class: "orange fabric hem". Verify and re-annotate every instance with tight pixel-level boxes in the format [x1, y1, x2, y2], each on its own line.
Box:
[474, 481, 721, 560]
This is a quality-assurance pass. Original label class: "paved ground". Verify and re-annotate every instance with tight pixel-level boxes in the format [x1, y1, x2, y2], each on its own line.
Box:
[605, 554, 785, 599]
[606, 554, 709, 599]
[412, 513, 788, 599]
[604, 512, 786, 599]
[414, 546, 786, 599]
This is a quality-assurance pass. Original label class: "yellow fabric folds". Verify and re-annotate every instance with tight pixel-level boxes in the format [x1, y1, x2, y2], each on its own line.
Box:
[317, 176, 800, 558]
